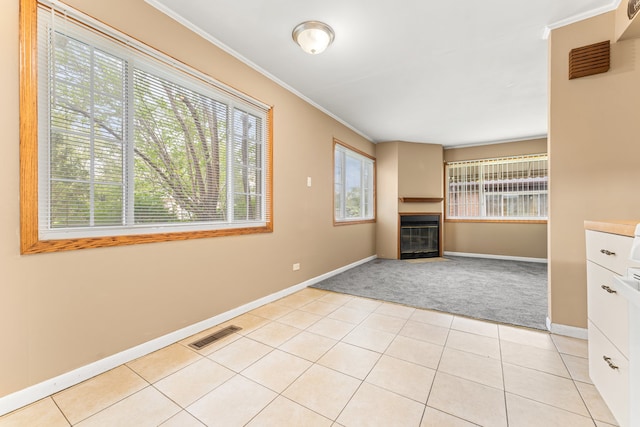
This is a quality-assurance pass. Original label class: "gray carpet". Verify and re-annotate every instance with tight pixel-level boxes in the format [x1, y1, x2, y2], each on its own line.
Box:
[312, 256, 548, 330]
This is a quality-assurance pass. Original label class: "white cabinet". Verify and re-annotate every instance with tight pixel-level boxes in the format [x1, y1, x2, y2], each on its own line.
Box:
[586, 229, 634, 427]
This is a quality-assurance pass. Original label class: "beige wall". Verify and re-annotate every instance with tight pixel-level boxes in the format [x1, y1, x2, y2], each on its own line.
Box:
[397, 142, 444, 199]
[397, 142, 444, 215]
[444, 138, 547, 162]
[376, 142, 443, 259]
[444, 222, 547, 259]
[375, 142, 399, 259]
[0, 0, 375, 398]
[443, 139, 548, 259]
[549, 10, 640, 328]
[615, 0, 640, 40]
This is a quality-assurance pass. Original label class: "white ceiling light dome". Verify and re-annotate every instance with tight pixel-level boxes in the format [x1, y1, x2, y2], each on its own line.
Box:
[292, 21, 335, 55]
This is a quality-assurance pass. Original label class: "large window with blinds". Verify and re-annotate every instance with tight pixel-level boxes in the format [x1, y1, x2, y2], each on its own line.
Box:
[446, 154, 548, 221]
[334, 140, 376, 224]
[20, 1, 272, 253]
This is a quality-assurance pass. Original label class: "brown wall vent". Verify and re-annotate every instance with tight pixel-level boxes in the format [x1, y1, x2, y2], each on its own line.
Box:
[569, 40, 610, 80]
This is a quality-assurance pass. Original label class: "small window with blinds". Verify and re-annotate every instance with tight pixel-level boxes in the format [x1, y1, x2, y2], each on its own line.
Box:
[20, 1, 272, 253]
[445, 154, 548, 221]
[334, 140, 376, 224]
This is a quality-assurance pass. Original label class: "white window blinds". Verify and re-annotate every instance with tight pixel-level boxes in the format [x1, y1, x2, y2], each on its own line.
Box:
[334, 142, 375, 222]
[37, 2, 271, 240]
[446, 154, 548, 220]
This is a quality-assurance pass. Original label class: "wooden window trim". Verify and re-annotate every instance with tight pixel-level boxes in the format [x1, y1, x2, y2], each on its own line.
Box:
[19, 0, 273, 254]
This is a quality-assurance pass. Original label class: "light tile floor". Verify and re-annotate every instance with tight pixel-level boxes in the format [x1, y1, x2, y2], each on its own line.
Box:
[0, 288, 619, 427]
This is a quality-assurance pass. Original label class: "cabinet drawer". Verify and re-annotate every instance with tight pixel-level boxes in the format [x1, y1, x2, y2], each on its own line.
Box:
[587, 261, 629, 357]
[586, 230, 633, 275]
[588, 321, 629, 427]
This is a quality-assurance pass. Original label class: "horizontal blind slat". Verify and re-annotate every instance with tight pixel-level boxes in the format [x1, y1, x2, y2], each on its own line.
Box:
[446, 153, 548, 220]
[37, 2, 272, 240]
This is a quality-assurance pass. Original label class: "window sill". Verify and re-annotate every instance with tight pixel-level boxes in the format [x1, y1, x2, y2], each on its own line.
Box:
[21, 225, 273, 255]
[334, 218, 376, 226]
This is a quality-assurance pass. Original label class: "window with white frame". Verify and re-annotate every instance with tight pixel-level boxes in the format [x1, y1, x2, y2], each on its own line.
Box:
[334, 141, 375, 223]
[446, 154, 548, 220]
[33, 3, 271, 244]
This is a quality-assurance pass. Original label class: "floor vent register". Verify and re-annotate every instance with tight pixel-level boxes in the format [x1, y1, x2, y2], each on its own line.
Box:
[188, 325, 242, 350]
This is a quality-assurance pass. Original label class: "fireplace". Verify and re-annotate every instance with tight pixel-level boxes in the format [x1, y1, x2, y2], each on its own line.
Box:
[399, 214, 441, 259]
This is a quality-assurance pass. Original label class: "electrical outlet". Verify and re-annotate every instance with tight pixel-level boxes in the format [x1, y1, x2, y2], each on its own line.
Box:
[293, 263, 300, 271]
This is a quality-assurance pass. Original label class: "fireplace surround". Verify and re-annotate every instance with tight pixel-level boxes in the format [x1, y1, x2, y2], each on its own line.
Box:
[399, 213, 441, 259]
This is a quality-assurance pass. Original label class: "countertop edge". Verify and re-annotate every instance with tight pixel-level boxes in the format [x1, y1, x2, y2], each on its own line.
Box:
[584, 220, 640, 237]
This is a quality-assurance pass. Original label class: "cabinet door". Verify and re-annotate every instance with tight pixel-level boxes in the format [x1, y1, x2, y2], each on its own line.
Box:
[587, 261, 629, 357]
[586, 230, 633, 275]
[589, 321, 629, 427]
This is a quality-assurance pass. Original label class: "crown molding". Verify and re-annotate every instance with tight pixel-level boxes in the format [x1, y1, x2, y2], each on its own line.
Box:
[144, 0, 373, 142]
[543, 0, 621, 39]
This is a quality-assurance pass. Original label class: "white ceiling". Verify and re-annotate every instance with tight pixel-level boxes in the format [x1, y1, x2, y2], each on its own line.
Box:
[146, 0, 616, 147]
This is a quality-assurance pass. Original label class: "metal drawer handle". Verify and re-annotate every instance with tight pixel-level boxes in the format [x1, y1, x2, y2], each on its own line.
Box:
[601, 285, 617, 294]
[600, 249, 616, 256]
[603, 356, 619, 370]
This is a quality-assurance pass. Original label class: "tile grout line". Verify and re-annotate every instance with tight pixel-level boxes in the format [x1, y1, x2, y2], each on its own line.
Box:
[288, 299, 397, 424]
[49, 397, 72, 427]
[555, 342, 601, 424]
[416, 321, 451, 427]
[498, 322, 510, 427]
[166, 328, 281, 425]
[329, 303, 397, 424]
[161, 302, 586, 425]
[503, 329, 601, 425]
[232, 291, 342, 424]
[252, 292, 362, 425]
[4, 290, 605, 427]
[58, 364, 153, 425]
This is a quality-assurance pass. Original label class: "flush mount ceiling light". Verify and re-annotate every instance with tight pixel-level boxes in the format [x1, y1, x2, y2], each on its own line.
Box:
[292, 21, 335, 55]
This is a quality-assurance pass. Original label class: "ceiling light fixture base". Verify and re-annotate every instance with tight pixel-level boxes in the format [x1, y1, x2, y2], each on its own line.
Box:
[292, 21, 335, 55]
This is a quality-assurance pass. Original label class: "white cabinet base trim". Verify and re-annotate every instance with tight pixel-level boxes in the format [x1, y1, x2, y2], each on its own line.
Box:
[546, 317, 588, 339]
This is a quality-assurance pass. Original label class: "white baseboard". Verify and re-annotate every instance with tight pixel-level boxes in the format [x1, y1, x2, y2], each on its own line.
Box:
[444, 251, 548, 264]
[546, 317, 588, 339]
[304, 255, 377, 286]
[0, 254, 376, 417]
